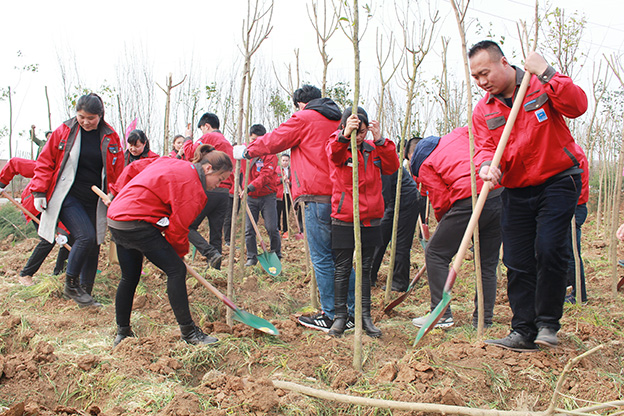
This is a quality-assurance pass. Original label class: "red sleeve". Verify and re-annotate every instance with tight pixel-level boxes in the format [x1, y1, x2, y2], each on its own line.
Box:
[419, 162, 452, 221]
[375, 139, 400, 175]
[31, 126, 66, 195]
[0, 158, 36, 186]
[472, 109, 496, 170]
[166, 178, 207, 258]
[542, 72, 588, 119]
[106, 131, 125, 193]
[110, 158, 158, 196]
[249, 154, 278, 191]
[326, 132, 351, 166]
[246, 114, 303, 157]
[182, 139, 196, 161]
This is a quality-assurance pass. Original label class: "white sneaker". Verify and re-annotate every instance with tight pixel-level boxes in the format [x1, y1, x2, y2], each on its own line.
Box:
[412, 315, 454, 329]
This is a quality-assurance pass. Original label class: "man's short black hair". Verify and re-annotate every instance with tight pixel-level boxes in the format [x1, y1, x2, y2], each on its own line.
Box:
[197, 112, 220, 130]
[292, 85, 322, 107]
[405, 136, 423, 160]
[468, 40, 505, 60]
[249, 124, 266, 137]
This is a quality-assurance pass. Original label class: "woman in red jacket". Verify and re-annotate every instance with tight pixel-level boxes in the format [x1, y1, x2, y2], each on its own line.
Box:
[124, 129, 159, 165]
[325, 107, 399, 338]
[107, 145, 232, 346]
[30, 93, 123, 307]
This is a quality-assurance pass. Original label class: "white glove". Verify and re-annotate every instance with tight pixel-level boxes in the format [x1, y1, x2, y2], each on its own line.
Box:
[0, 185, 5, 194]
[233, 145, 248, 160]
[34, 197, 47, 212]
[55, 234, 68, 246]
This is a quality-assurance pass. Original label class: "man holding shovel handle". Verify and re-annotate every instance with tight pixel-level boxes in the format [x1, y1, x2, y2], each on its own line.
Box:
[470, 41, 587, 351]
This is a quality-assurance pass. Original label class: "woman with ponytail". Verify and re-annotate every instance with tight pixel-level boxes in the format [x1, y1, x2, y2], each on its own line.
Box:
[106, 144, 232, 347]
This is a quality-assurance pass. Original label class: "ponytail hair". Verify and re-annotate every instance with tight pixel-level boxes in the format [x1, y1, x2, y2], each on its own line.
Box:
[193, 144, 233, 172]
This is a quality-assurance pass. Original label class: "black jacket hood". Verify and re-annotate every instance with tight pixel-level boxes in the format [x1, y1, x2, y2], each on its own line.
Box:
[304, 98, 342, 121]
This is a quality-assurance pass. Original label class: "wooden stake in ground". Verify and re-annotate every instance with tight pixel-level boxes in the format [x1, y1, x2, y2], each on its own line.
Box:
[156, 73, 186, 155]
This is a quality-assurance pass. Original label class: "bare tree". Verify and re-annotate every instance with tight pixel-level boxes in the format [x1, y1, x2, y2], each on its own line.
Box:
[157, 73, 186, 154]
[307, 0, 341, 96]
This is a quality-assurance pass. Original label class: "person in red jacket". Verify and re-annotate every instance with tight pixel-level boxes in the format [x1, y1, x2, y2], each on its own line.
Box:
[243, 124, 281, 266]
[275, 153, 291, 238]
[30, 93, 123, 307]
[124, 129, 159, 165]
[566, 144, 589, 304]
[233, 85, 352, 332]
[326, 107, 399, 338]
[107, 145, 232, 347]
[410, 127, 502, 329]
[0, 158, 70, 285]
[169, 134, 186, 159]
[182, 113, 235, 270]
[471, 41, 587, 351]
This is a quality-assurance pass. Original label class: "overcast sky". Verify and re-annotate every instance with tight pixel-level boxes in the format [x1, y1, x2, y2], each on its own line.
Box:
[1, 0, 623, 158]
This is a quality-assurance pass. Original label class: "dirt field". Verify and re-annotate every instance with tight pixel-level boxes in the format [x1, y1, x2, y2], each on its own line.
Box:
[0, 212, 622, 415]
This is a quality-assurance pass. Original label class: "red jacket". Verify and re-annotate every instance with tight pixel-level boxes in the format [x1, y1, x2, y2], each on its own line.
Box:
[0, 158, 37, 222]
[245, 153, 278, 198]
[326, 132, 399, 225]
[246, 98, 342, 203]
[183, 131, 234, 192]
[30, 118, 123, 198]
[107, 158, 207, 257]
[109, 157, 159, 197]
[473, 66, 587, 188]
[414, 127, 489, 221]
[275, 166, 291, 200]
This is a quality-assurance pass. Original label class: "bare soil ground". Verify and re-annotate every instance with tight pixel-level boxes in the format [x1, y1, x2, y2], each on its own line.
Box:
[0, 212, 622, 415]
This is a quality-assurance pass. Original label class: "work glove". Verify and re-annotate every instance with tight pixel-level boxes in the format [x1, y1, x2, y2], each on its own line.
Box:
[233, 145, 248, 160]
[0, 185, 5, 194]
[55, 234, 68, 246]
[34, 197, 47, 212]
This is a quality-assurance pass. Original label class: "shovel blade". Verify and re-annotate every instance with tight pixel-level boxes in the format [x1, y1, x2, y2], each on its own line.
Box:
[233, 308, 279, 335]
[413, 291, 452, 346]
[257, 251, 282, 277]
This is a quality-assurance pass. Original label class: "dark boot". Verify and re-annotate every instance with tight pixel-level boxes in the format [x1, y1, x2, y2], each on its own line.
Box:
[328, 249, 351, 337]
[180, 323, 218, 345]
[64, 274, 100, 307]
[81, 283, 93, 296]
[362, 254, 382, 338]
[113, 326, 134, 347]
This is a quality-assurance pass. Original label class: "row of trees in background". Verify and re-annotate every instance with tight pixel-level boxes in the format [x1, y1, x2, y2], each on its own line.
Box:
[1, 1, 623, 237]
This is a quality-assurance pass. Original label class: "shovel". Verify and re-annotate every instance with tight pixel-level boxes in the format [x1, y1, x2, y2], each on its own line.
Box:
[414, 67, 533, 347]
[282, 177, 304, 240]
[383, 263, 427, 314]
[245, 204, 282, 277]
[91, 186, 119, 264]
[185, 262, 279, 335]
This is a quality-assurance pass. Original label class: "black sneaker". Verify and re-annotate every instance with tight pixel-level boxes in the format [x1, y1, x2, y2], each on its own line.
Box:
[298, 312, 333, 332]
[245, 258, 258, 267]
[345, 316, 355, 331]
[534, 327, 558, 348]
[485, 331, 537, 352]
[206, 253, 223, 270]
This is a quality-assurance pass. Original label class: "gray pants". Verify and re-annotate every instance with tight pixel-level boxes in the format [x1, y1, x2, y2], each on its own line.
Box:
[425, 193, 502, 324]
[245, 193, 281, 260]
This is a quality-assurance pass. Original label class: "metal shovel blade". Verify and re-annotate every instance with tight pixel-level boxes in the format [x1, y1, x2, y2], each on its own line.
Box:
[413, 291, 452, 346]
[233, 308, 279, 335]
[257, 251, 282, 277]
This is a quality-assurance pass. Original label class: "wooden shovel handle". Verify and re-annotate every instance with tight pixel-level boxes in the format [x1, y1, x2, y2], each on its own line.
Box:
[245, 203, 268, 252]
[91, 185, 111, 204]
[184, 262, 237, 310]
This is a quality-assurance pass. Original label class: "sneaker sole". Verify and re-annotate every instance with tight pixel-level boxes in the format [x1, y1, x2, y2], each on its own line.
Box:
[297, 318, 331, 333]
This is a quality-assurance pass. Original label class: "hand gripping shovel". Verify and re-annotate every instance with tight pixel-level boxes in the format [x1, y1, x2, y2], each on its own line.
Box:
[414, 69, 533, 346]
[245, 204, 282, 277]
[185, 263, 279, 335]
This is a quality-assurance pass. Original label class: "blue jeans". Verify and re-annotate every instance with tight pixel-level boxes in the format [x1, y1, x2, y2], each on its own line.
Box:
[502, 174, 581, 339]
[58, 195, 100, 289]
[304, 201, 354, 319]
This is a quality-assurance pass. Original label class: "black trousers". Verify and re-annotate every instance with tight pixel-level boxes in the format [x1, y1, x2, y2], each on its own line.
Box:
[371, 197, 419, 290]
[20, 219, 70, 277]
[276, 193, 292, 232]
[425, 194, 502, 324]
[111, 226, 193, 328]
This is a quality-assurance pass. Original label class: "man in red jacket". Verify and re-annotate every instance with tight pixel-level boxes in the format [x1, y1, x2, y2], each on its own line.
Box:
[182, 112, 235, 270]
[243, 124, 281, 266]
[471, 41, 587, 351]
[410, 127, 502, 330]
[233, 85, 355, 332]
